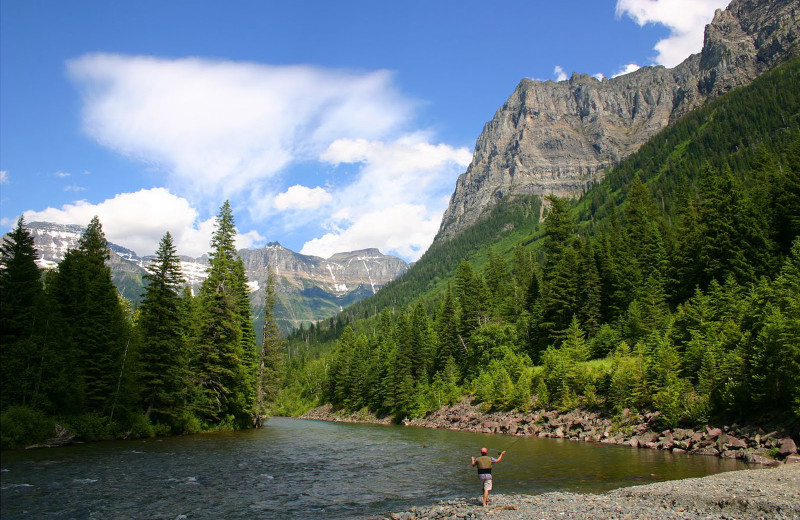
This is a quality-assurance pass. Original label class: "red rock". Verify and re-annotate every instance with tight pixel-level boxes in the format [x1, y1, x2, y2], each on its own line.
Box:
[725, 435, 747, 449]
[693, 446, 720, 456]
[778, 437, 797, 456]
[706, 427, 722, 438]
[785, 454, 800, 464]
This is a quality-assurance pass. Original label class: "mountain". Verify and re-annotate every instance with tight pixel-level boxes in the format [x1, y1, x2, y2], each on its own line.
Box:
[437, 0, 800, 241]
[16, 221, 408, 334]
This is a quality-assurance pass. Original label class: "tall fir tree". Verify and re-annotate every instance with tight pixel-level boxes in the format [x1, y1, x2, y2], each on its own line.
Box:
[0, 216, 46, 410]
[257, 269, 284, 422]
[50, 216, 131, 415]
[195, 201, 256, 427]
[137, 232, 187, 426]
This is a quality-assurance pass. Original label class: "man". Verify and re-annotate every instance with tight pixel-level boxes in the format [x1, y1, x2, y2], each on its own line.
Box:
[471, 447, 506, 507]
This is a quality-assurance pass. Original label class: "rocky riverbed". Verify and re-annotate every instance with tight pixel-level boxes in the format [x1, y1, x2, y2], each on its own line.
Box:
[303, 400, 800, 465]
[373, 463, 800, 520]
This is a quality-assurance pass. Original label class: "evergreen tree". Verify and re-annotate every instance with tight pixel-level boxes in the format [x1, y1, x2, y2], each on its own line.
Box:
[195, 201, 255, 427]
[50, 216, 131, 415]
[454, 260, 486, 338]
[435, 286, 461, 370]
[0, 217, 46, 410]
[137, 232, 186, 426]
[258, 269, 284, 421]
[774, 135, 800, 251]
[696, 165, 773, 287]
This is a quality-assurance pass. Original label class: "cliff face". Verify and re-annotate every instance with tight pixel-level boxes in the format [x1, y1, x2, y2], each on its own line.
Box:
[437, 0, 800, 242]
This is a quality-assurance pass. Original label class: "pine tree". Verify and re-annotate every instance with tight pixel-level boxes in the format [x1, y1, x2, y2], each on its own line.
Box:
[257, 269, 283, 422]
[774, 135, 800, 251]
[435, 286, 461, 370]
[50, 216, 131, 415]
[137, 232, 187, 426]
[195, 201, 255, 426]
[0, 216, 46, 409]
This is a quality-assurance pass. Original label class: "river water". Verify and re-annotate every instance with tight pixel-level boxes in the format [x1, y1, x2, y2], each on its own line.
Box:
[1, 417, 749, 519]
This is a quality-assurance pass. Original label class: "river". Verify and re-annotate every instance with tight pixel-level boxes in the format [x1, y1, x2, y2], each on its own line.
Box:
[1, 417, 749, 519]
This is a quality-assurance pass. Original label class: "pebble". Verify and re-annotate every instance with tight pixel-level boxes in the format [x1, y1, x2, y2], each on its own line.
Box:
[371, 464, 800, 520]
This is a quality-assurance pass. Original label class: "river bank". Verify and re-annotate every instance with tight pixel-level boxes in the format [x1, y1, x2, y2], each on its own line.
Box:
[374, 462, 800, 520]
[301, 400, 800, 465]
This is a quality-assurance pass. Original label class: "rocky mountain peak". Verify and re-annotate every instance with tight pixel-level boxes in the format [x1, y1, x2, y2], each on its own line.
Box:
[436, 0, 800, 242]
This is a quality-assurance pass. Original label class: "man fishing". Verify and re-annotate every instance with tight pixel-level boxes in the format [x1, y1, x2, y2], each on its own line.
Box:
[471, 447, 506, 507]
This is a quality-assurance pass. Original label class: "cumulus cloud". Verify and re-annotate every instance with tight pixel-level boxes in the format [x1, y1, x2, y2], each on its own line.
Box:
[301, 204, 440, 260]
[67, 54, 413, 201]
[613, 63, 643, 77]
[22, 188, 262, 257]
[273, 185, 332, 211]
[300, 134, 472, 260]
[0, 170, 8, 184]
[616, 0, 730, 67]
[554, 65, 568, 82]
[55, 171, 71, 178]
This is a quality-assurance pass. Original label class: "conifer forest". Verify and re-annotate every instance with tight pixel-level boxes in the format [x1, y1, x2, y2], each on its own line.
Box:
[0, 202, 283, 447]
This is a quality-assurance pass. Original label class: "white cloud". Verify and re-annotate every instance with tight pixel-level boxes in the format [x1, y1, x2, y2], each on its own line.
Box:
[554, 65, 568, 82]
[67, 54, 413, 201]
[593, 73, 606, 81]
[616, 0, 730, 67]
[22, 187, 262, 257]
[274, 185, 332, 211]
[301, 204, 440, 260]
[55, 171, 71, 178]
[300, 134, 471, 260]
[0, 170, 8, 184]
[63, 185, 86, 192]
[613, 63, 642, 77]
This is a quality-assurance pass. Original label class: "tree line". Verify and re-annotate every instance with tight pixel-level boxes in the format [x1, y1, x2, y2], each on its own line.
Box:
[0, 202, 283, 448]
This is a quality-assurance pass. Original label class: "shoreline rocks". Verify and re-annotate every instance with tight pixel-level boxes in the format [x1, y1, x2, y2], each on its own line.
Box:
[373, 463, 800, 520]
[302, 399, 800, 466]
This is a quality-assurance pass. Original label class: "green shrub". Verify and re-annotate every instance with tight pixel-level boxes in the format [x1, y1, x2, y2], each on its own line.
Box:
[65, 413, 113, 441]
[125, 413, 155, 438]
[0, 406, 55, 449]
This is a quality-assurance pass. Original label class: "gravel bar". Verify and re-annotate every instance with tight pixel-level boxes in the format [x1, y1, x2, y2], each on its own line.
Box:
[374, 463, 800, 520]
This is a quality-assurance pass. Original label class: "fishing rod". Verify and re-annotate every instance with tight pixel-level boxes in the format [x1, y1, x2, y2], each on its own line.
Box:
[498, 434, 524, 454]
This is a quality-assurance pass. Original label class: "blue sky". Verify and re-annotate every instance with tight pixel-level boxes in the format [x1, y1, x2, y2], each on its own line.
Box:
[0, 0, 729, 261]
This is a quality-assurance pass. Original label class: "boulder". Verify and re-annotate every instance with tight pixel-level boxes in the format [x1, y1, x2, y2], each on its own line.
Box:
[778, 437, 797, 456]
[726, 435, 748, 449]
[744, 451, 781, 466]
[693, 446, 720, 456]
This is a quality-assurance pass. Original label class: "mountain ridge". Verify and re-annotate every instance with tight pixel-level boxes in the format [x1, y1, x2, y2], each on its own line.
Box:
[15, 221, 408, 334]
[436, 0, 800, 242]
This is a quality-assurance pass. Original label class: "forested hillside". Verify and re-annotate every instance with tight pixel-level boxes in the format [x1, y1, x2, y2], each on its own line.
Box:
[0, 203, 283, 448]
[278, 56, 800, 430]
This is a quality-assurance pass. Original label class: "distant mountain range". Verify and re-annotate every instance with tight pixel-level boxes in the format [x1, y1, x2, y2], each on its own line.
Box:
[18, 221, 409, 335]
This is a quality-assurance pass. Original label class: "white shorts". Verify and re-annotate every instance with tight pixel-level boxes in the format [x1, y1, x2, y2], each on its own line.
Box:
[482, 478, 493, 491]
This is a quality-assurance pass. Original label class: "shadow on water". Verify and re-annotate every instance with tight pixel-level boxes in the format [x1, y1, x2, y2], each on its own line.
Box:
[0, 417, 749, 519]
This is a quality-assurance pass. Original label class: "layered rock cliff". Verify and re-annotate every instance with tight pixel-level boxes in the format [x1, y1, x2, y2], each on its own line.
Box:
[437, 0, 800, 241]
